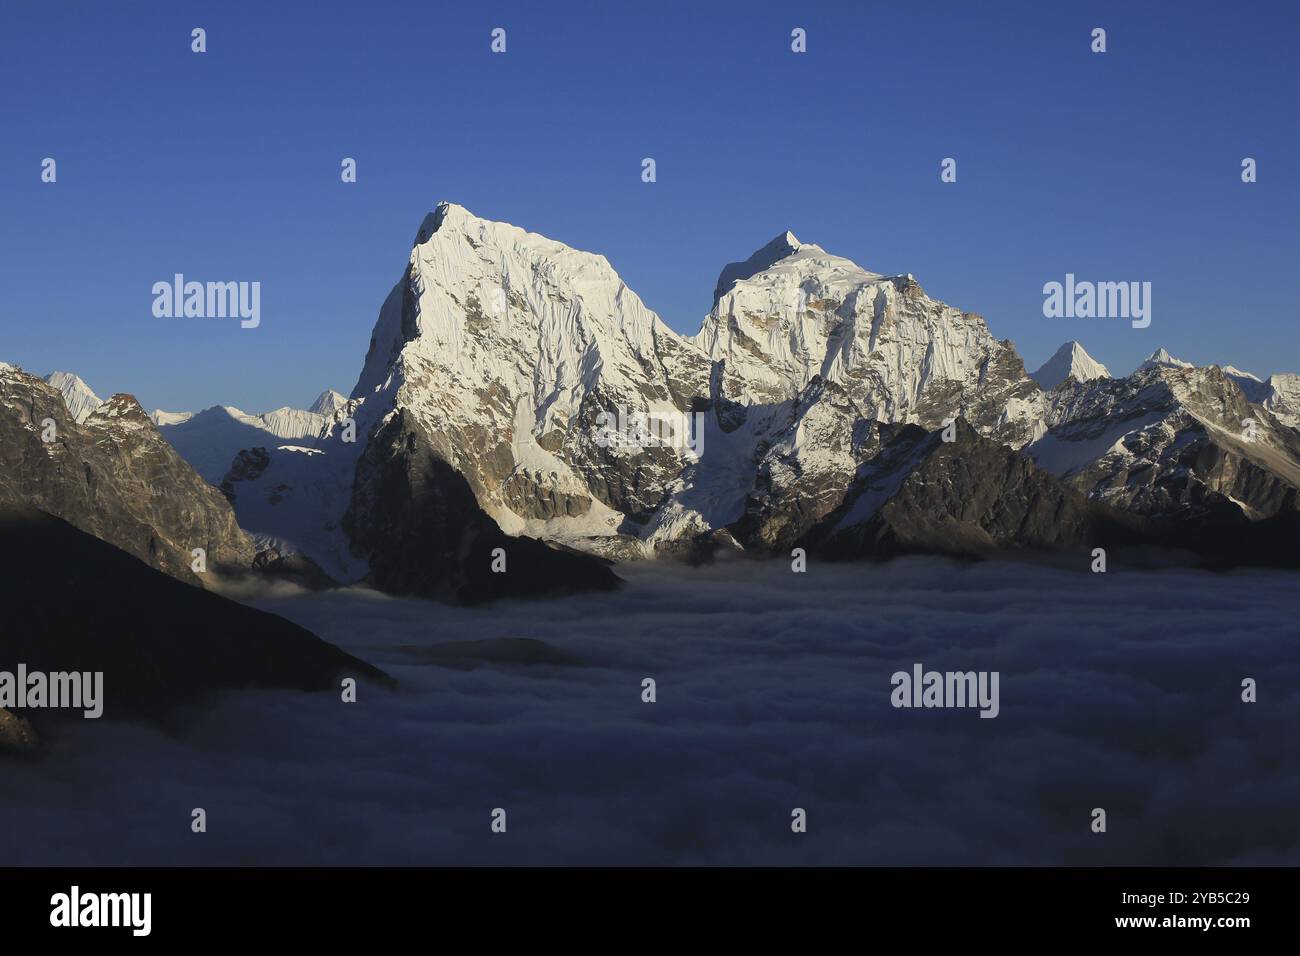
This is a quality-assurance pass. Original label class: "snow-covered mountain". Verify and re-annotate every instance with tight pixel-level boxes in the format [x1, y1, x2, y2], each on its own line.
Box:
[44, 370, 103, 423]
[308, 389, 348, 416]
[151, 409, 194, 426]
[1138, 347, 1194, 372]
[1261, 373, 1300, 428]
[152, 401, 336, 482]
[1029, 361, 1300, 520]
[1211, 365, 1300, 427]
[219, 202, 1050, 576]
[1029, 341, 1110, 390]
[1219, 365, 1268, 403]
[145, 203, 1300, 587]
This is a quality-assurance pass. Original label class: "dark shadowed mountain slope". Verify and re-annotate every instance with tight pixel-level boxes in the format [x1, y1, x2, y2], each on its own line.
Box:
[0, 505, 388, 725]
[343, 408, 621, 604]
[803, 419, 1145, 559]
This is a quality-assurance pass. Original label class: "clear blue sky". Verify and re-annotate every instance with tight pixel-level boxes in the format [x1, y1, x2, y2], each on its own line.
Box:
[3, 0, 1297, 412]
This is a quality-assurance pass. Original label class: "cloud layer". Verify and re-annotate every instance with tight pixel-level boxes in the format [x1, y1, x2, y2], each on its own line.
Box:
[3, 555, 1297, 865]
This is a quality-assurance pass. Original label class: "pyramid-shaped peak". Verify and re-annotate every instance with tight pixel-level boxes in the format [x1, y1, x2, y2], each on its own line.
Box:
[308, 389, 348, 416]
[1029, 341, 1110, 390]
[1139, 347, 1194, 372]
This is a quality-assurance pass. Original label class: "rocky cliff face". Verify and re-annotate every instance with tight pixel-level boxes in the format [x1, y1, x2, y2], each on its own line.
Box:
[1029, 363, 1300, 521]
[804, 419, 1142, 559]
[343, 408, 619, 603]
[0, 365, 255, 584]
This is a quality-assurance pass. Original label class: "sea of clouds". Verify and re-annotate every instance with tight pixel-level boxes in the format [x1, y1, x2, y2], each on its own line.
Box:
[2, 556, 1297, 865]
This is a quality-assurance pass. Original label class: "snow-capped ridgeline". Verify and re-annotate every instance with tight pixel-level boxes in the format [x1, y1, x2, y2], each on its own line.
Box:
[149, 392, 343, 483]
[1029, 341, 1110, 390]
[20, 203, 1297, 581]
[188, 203, 1300, 571]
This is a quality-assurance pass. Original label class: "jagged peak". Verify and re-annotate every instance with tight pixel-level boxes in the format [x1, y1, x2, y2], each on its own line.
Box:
[713, 231, 803, 304]
[1140, 347, 1194, 371]
[86, 393, 153, 427]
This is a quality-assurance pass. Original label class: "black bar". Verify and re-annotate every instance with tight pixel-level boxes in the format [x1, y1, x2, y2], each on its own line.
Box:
[0, 867, 1285, 942]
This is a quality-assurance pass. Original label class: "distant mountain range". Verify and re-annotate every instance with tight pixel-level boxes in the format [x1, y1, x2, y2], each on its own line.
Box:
[8, 202, 1300, 737]
[8, 202, 1300, 605]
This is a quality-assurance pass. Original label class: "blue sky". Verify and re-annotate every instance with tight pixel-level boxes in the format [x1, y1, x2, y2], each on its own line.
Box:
[3, 0, 1297, 412]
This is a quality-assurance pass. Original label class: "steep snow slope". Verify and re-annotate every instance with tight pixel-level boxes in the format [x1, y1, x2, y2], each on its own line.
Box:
[44, 371, 103, 423]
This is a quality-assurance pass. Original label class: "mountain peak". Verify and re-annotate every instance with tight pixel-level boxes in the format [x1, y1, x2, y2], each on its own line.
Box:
[1029, 341, 1109, 390]
[44, 370, 103, 423]
[1139, 347, 1194, 372]
[1220, 364, 1261, 382]
[712, 230, 803, 304]
[415, 201, 474, 243]
[86, 393, 153, 430]
[308, 389, 347, 416]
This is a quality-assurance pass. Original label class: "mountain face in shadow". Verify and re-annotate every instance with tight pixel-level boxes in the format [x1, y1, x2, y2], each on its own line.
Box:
[801, 419, 1145, 559]
[0, 505, 388, 728]
[344, 408, 620, 604]
[0, 366, 256, 585]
